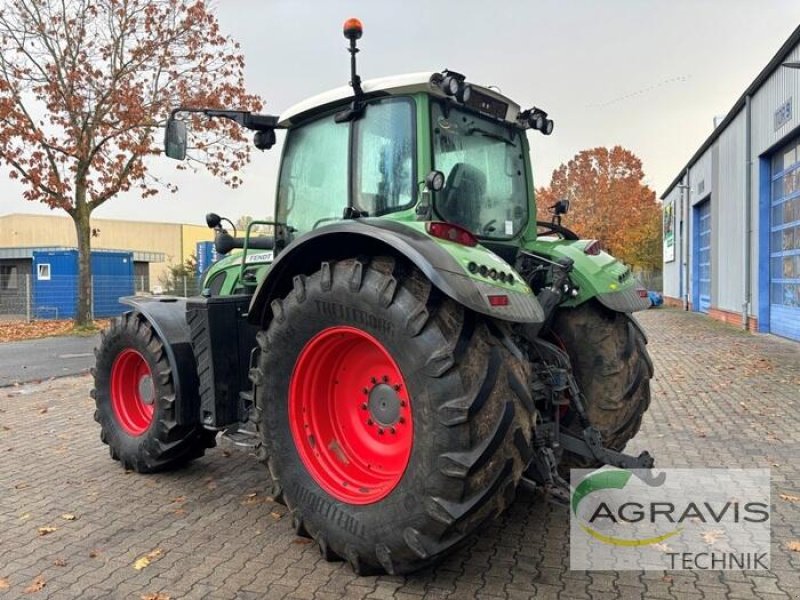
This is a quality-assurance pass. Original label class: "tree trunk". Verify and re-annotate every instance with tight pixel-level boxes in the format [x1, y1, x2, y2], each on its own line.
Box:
[72, 187, 93, 327]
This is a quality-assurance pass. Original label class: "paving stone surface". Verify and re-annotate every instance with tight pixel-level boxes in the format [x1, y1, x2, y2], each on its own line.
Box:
[0, 307, 798, 599]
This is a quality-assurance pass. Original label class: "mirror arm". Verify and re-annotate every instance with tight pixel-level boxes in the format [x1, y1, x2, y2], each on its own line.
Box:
[170, 107, 280, 132]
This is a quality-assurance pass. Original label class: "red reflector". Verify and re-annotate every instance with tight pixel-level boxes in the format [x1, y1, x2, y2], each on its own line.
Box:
[637, 289, 648, 298]
[426, 221, 478, 247]
[487, 294, 509, 307]
[584, 240, 602, 255]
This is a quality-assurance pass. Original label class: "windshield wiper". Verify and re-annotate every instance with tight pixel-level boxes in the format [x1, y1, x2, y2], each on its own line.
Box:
[466, 126, 516, 146]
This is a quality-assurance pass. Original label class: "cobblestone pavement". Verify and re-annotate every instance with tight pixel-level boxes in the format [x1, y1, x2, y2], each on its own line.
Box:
[0, 308, 799, 600]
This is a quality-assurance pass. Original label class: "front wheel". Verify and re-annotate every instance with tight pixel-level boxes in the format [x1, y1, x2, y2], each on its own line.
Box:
[92, 312, 216, 473]
[255, 257, 535, 575]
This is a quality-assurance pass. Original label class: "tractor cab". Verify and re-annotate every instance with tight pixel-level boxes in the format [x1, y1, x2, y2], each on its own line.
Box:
[273, 71, 543, 263]
[165, 17, 556, 269]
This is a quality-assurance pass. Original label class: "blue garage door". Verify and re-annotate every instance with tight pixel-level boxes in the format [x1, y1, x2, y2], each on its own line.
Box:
[770, 141, 800, 341]
[694, 199, 712, 313]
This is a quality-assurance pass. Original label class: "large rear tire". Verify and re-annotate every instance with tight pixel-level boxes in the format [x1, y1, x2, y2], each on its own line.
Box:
[92, 312, 216, 473]
[550, 301, 653, 470]
[255, 257, 535, 575]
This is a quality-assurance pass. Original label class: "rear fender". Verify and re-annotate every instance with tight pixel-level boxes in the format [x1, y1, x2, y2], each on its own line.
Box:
[120, 297, 198, 425]
[248, 219, 545, 326]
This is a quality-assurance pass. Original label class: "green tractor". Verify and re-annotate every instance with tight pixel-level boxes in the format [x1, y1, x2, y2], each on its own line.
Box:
[92, 19, 654, 575]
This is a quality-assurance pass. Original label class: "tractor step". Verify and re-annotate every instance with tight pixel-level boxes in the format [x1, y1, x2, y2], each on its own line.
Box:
[220, 423, 259, 448]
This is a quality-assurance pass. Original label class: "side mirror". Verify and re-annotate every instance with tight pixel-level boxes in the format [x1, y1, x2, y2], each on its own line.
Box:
[164, 118, 187, 160]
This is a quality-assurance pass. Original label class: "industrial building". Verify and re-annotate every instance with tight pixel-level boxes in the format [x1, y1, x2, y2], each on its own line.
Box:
[662, 25, 800, 342]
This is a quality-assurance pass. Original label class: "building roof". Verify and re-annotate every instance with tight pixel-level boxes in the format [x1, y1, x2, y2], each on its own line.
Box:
[0, 247, 165, 263]
[661, 24, 800, 199]
[0, 212, 208, 229]
[277, 71, 522, 126]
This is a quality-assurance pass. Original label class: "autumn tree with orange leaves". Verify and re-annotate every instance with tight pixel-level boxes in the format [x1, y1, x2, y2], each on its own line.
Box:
[0, 0, 261, 325]
[536, 146, 662, 271]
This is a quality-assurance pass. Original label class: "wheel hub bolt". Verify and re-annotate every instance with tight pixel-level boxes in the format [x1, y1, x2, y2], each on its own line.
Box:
[367, 419, 374, 426]
[378, 428, 384, 435]
[361, 403, 368, 410]
[382, 375, 389, 383]
[399, 417, 405, 424]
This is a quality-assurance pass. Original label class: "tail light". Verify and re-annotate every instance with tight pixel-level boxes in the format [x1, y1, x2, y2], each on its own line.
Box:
[426, 222, 478, 247]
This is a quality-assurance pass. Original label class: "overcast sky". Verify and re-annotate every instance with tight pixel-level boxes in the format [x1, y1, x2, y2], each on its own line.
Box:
[2, 0, 800, 226]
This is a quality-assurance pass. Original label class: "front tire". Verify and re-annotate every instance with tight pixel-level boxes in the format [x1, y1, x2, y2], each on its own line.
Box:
[255, 257, 535, 575]
[92, 312, 216, 473]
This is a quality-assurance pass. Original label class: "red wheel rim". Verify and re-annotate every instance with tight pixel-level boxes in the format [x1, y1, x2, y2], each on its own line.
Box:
[110, 348, 155, 436]
[289, 326, 413, 504]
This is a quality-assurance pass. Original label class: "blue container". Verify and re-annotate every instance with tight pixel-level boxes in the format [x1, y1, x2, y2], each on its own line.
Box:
[91, 250, 134, 317]
[31, 249, 134, 319]
[196, 241, 218, 280]
[32, 250, 79, 319]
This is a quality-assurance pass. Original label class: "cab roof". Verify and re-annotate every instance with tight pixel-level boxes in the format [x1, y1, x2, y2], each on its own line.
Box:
[277, 71, 522, 127]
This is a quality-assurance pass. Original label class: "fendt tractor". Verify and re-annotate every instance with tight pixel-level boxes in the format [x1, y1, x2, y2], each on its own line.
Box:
[93, 19, 655, 575]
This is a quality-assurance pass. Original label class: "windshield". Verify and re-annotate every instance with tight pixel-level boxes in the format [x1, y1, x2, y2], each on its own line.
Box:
[431, 101, 528, 239]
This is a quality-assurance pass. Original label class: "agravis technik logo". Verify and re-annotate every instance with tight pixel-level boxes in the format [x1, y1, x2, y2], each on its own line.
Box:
[570, 468, 771, 570]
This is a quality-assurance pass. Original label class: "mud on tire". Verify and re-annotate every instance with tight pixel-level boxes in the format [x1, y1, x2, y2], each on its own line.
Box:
[92, 312, 216, 473]
[550, 301, 653, 470]
[254, 257, 536, 575]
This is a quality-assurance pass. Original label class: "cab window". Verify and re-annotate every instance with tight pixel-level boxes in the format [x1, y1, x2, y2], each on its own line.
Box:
[353, 98, 416, 216]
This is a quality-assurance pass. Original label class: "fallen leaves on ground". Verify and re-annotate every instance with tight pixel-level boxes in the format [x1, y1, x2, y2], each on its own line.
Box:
[37, 526, 56, 536]
[787, 540, 800, 552]
[23, 576, 45, 594]
[0, 577, 9, 590]
[60, 513, 77, 521]
[53, 559, 67, 567]
[270, 511, 282, 520]
[88, 549, 99, 559]
[242, 492, 266, 506]
[141, 593, 171, 600]
[0, 319, 109, 343]
[779, 493, 800, 504]
[133, 549, 163, 570]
